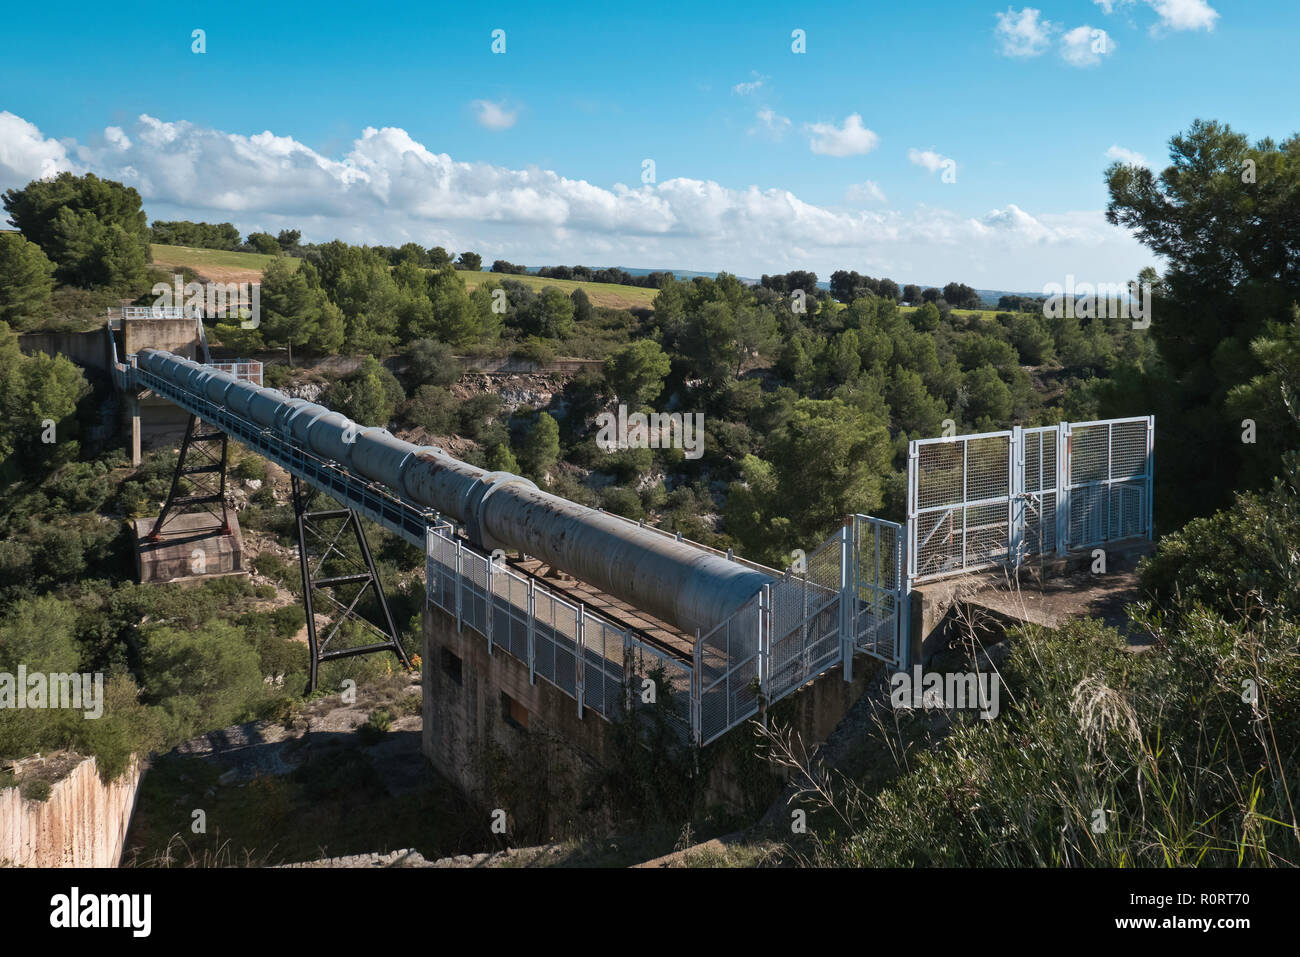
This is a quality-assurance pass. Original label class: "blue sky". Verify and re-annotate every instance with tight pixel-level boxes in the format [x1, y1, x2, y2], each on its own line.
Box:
[0, 0, 1291, 289]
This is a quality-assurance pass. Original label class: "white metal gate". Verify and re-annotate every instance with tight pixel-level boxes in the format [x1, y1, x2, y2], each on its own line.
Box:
[852, 515, 904, 667]
[1063, 417, 1153, 548]
[908, 431, 1014, 582]
[908, 416, 1153, 585]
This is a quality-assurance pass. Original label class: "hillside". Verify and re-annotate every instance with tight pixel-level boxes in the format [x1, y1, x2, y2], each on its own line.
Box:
[150, 244, 288, 284]
[150, 244, 657, 310]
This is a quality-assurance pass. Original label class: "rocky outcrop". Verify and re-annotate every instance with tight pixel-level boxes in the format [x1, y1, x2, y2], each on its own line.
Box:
[0, 753, 146, 868]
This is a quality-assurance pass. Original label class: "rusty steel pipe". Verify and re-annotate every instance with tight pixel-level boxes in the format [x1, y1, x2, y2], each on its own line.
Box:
[136, 349, 772, 635]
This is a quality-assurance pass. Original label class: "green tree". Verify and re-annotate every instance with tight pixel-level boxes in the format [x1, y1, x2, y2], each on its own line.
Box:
[0, 232, 54, 329]
[332, 251, 401, 353]
[405, 338, 460, 388]
[888, 368, 947, 436]
[425, 265, 489, 346]
[2, 172, 150, 289]
[486, 443, 521, 473]
[1106, 119, 1300, 517]
[323, 356, 404, 426]
[519, 412, 561, 480]
[604, 340, 671, 406]
[245, 232, 281, 255]
[0, 323, 91, 476]
[571, 287, 595, 324]
[138, 621, 264, 741]
[259, 258, 343, 363]
[526, 287, 575, 340]
[726, 398, 891, 560]
[963, 363, 1013, 427]
[455, 251, 482, 271]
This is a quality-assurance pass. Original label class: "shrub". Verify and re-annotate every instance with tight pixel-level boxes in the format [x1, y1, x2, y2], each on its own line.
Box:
[20, 779, 52, 802]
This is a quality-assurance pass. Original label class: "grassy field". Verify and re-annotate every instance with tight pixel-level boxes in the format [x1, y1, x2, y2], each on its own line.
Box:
[150, 244, 289, 284]
[900, 305, 1000, 322]
[150, 244, 658, 310]
[457, 271, 658, 310]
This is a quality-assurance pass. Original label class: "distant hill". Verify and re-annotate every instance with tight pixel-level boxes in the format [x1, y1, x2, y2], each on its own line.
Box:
[533, 265, 1041, 307]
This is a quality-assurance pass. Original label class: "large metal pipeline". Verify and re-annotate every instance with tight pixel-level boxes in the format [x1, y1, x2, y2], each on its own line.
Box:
[136, 349, 772, 636]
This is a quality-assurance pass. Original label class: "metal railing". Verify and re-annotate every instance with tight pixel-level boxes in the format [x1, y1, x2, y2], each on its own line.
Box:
[208, 360, 263, 386]
[425, 524, 693, 738]
[427, 511, 906, 746]
[116, 305, 189, 320]
[696, 514, 906, 744]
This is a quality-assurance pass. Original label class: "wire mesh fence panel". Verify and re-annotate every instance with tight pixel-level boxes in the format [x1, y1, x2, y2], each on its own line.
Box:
[853, 515, 903, 666]
[1021, 427, 1059, 557]
[916, 441, 964, 509]
[491, 568, 531, 662]
[769, 532, 842, 705]
[698, 594, 762, 745]
[551, 596, 580, 698]
[1110, 419, 1150, 479]
[532, 587, 558, 688]
[460, 549, 489, 635]
[964, 501, 1010, 567]
[967, 434, 1012, 503]
[627, 638, 693, 739]
[581, 613, 625, 719]
[426, 527, 458, 615]
[1110, 481, 1147, 540]
[911, 418, 1151, 583]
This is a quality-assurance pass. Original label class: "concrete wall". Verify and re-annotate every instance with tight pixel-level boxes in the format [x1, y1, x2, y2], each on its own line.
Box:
[423, 607, 612, 837]
[122, 317, 199, 358]
[422, 604, 883, 834]
[0, 754, 146, 867]
[18, 330, 111, 373]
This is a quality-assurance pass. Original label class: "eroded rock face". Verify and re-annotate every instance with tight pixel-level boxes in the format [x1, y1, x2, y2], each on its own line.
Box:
[279, 380, 328, 403]
[0, 752, 146, 867]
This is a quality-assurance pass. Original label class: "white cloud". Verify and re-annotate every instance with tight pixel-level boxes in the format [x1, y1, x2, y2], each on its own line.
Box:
[908, 148, 954, 175]
[995, 7, 1056, 57]
[1093, 0, 1219, 32]
[1060, 25, 1116, 66]
[845, 180, 886, 204]
[732, 72, 766, 95]
[104, 126, 132, 150]
[806, 113, 879, 157]
[1148, 0, 1218, 31]
[1105, 145, 1150, 167]
[470, 100, 517, 131]
[751, 108, 791, 140]
[0, 111, 75, 189]
[0, 112, 1154, 288]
